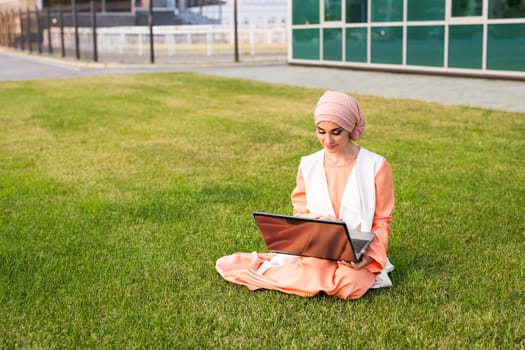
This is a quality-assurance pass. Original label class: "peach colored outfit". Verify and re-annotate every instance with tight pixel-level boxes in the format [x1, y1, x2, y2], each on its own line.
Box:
[216, 148, 394, 299]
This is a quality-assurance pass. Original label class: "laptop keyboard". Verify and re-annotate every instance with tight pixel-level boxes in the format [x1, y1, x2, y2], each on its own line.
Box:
[351, 239, 367, 253]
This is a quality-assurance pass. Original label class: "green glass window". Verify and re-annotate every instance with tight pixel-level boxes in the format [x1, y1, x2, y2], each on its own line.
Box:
[452, 0, 482, 17]
[346, 27, 367, 62]
[292, 29, 320, 60]
[371, 0, 403, 22]
[346, 0, 368, 23]
[487, 24, 525, 71]
[325, 0, 342, 21]
[448, 25, 483, 69]
[407, 26, 444, 67]
[293, 0, 320, 25]
[407, 0, 445, 20]
[323, 28, 343, 61]
[488, 0, 525, 18]
[371, 26, 403, 64]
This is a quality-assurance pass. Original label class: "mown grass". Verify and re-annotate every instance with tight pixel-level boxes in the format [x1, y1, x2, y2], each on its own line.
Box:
[0, 73, 524, 349]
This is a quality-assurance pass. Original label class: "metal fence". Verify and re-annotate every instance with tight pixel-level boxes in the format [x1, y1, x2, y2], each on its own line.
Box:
[0, 2, 287, 64]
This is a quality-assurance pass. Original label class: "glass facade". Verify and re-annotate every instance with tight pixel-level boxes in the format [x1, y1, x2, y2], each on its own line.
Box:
[290, 0, 525, 77]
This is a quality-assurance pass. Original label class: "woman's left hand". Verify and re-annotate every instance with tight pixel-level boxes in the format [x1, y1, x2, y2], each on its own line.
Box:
[339, 250, 372, 270]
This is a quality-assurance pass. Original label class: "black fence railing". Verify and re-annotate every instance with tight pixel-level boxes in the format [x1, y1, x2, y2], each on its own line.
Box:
[1, 3, 148, 62]
[0, 3, 287, 65]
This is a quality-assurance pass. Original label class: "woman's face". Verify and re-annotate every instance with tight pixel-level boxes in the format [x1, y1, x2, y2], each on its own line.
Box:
[316, 121, 351, 153]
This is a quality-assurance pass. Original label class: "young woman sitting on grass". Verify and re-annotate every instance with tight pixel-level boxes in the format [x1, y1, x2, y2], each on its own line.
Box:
[216, 91, 395, 299]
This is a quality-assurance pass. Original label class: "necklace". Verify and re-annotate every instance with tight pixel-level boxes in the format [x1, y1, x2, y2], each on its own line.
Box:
[325, 155, 356, 167]
[324, 147, 360, 167]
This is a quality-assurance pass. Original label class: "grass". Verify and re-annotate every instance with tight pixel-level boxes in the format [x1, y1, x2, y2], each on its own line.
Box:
[0, 72, 524, 349]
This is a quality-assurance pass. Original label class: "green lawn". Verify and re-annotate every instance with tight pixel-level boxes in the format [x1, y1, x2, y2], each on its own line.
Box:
[0, 73, 524, 349]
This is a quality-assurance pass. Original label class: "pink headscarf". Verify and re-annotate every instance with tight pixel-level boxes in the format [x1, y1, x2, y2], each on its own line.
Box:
[314, 91, 366, 140]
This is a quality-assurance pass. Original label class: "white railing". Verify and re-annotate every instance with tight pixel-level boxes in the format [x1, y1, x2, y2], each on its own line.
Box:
[43, 23, 287, 63]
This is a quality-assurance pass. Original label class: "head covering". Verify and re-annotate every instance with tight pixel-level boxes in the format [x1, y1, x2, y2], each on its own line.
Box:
[314, 91, 366, 140]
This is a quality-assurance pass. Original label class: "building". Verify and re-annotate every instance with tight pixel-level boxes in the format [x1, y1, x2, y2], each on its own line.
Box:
[191, 0, 287, 26]
[289, 0, 525, 79]
[0, 0, 228, 26]
[0, 0, 286, 26]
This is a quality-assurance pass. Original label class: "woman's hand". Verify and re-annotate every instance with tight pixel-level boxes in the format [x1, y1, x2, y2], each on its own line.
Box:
[316, 215, 340, 221]
[294, 213, 340, 221]
[351, 250, 372, 270]
[338, 250, 372, 270]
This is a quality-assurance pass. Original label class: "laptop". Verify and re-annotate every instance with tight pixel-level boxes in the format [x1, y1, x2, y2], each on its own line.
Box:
[253, 211, 375, 263]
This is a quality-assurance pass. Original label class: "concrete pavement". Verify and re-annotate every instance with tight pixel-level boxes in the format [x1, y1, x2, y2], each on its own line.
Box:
[1, 47, 524, 113]
[196, 64, 525, 113]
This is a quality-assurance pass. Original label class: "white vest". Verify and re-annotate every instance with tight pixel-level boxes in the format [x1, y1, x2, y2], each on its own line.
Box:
[299, 147, 384, 232]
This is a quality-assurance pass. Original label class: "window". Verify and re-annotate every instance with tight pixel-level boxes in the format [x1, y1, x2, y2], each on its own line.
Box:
[293, 0, 320, 25]
[323, 28, 343, 60]
[325, 0, 342, 21]
[371, 26, 403, 64]
[346, 0, 368, 23]
[346, 27, 367, 62]
[372, 0, 403, 22]
[452, 0, 483, 17]
[448, 25, 483, 69]
[488, 0, 525, 18]
[407, 26, 445, 67]
[487, 24, 525, 71]
[407, 0, 445, 21]
[293, 29, 321, 60]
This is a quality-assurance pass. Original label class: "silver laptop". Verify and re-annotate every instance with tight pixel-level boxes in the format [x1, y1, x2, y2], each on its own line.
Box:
[253, 211, 375, 263]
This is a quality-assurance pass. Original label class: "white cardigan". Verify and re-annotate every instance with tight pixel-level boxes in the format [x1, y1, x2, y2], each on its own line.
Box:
[299, 147, 384, 231]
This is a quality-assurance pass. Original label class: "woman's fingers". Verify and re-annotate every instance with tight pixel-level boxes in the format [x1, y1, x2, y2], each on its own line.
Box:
[350, 250, 370, 270]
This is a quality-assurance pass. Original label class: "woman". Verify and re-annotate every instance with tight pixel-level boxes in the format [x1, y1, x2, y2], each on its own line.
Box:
[215, 91, 395, 299]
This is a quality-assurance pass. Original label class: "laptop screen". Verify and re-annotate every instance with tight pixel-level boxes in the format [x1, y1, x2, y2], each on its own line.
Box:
[253, 212, 358, 262]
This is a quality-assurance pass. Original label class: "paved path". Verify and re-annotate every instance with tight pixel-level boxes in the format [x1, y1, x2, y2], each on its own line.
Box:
[195, 65, 525, 114]
[1, 47, 524, 113]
